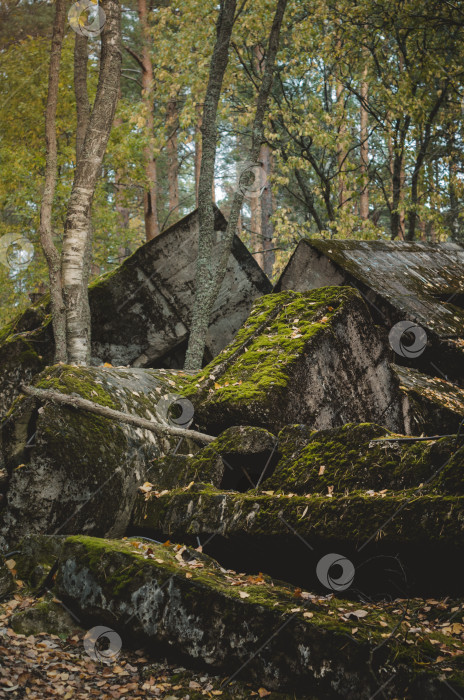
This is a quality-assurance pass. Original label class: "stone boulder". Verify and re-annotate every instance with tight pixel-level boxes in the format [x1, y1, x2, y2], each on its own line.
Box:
[395, 365, 464, 435]
[0, 206, 271, 419]
[147, 425, 279, 493]
[131, 422, 464, 596]
[274, 238, 464, 387]
[15, 534, 464, 699]
[0, 559, 15, 599]
[181, 287, 406, 435]
[0, 364, 198, 551]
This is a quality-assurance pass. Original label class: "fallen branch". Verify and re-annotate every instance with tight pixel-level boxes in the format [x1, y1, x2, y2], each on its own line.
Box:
[20, 384, 216, 444]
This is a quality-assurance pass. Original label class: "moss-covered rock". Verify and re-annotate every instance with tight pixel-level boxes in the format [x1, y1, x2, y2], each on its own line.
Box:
[181, 288, 405, 435]
[22, 534, 460, 698]
[10, 599, 82, 637]
[0, 364, 200, 550]
[264, 422, 460, 494]
[0, 559, 15, 599]
[147, 426, 278, 493]
[395, 364, 464, 435]
[0, 207, 271, 422]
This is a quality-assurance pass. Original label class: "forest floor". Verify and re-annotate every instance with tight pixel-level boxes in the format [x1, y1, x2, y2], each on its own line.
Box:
[0, 593, 297, 700]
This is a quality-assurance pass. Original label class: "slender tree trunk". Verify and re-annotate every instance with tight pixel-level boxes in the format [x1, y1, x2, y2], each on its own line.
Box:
[254, 44, 274, 277]
[39, 0, 67, 363]
[359, 69, 369, 220]
[183, 0, 238, 370]
[194, 104, 202, 206]
[406, 89, 447, 241]
[250, 183, 263, 267]
[184, 0, 287, 371]
[62, 0, 122, 365]
[74, 32, 93, 339]
[74, 34, 90, 164]
[336, 72, 346, 209]
[138, 0, 159, 240]
[260, 144, 275, 277]
[166, 97, 179, 215]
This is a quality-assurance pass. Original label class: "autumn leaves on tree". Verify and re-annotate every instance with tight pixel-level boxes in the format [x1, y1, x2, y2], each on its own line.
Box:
[1, 0, 463, 358]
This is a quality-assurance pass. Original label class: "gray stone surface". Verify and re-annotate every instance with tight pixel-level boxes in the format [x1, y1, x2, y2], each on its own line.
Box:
[20, 534, 459, 698]
[275, 239, 464, 385]
[0, 207, 271, 420]
[0, 365, 199, 550]
[183, 287, 405, 436]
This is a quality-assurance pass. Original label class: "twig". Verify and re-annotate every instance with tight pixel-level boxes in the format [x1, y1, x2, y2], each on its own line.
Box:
[20, 385, 215, 444]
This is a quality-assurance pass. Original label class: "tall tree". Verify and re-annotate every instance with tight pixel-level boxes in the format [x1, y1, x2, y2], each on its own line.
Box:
[359, 66, 369, 221]
[39, 0, 67, 362]
[184, 0, 288, 370]
[61, 0, 122, 364]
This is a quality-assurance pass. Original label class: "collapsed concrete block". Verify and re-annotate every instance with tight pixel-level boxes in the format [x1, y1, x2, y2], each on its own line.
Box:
[275, 239, 464, 386]
[0, 207, 271, 419]
[16, 534, 464, 698]
[147, 425, 278, 493]
[180, 287, 406, 435]
[131, 422, 464, 596]
[394, 364, 464, 435]
[0, 364, 197, 550]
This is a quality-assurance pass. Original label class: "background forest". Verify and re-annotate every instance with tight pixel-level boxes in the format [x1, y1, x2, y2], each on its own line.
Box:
[1, 0, 463, 328]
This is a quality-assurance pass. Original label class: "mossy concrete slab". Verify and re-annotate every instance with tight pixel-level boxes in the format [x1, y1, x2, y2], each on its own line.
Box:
[148, 426, 279, 492]
[275, 239, 464, 386]
[131, 488, 464, 596]
[0, 364, 199, 550]
[23, 534, 464, 698]
[0, 207, 271, 420]
[395, 365, 464, 435]
[181, 288, 405, 435]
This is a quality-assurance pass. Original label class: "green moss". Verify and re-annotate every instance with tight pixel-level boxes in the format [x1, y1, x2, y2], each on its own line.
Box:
[180, 288, 359, 425]
[264, 422, 458, 494]
[134, 486, 464, 547]
[35, 365, 118, 409]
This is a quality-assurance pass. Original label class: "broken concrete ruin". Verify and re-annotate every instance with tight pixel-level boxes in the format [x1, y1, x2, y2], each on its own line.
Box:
[275, 239, 464, 386]
[2, 230, 464, 698]
[181, 287, 406, 435]
[0, 206, 271, 418]
[0, 365, 203, 550]
[11, 533, 464, 699]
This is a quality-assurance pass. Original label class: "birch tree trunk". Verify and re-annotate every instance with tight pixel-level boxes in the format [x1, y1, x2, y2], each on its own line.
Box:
[39, 0, 67, 363]
[74, 32, 93, 341]
[61, 0, 122, 365]
[184, 0, 288, 371]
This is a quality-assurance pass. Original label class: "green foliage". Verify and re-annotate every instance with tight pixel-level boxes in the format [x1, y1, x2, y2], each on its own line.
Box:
[1, 0, 463, 323]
